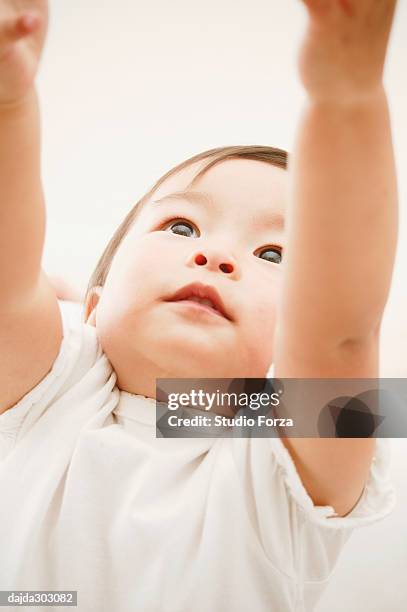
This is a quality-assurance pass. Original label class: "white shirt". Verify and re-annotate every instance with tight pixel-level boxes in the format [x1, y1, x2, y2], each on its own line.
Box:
[0, 300, 396, 612]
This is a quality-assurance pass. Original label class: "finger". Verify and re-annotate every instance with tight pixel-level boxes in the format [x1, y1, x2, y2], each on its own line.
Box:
[338, 0, 354, 16]
[299, 0, 341, 22]
[18, 13, 41, 34]
[0, 13, 40, 48]
[300, 0, 332, 12]
[300, 0, 356, 19]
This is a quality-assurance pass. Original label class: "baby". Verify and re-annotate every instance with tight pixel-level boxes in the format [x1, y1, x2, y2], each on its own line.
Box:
[0, 1, 399, 611]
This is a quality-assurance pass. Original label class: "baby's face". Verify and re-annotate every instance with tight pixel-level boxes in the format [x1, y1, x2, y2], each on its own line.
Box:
[89, 158, 287, 394]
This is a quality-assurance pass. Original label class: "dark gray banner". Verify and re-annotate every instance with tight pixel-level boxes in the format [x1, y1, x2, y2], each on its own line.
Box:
[155, 378, 407, 438]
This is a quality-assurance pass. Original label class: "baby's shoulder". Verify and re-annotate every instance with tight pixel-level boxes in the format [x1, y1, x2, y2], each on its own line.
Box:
[0, 300, 115, 459]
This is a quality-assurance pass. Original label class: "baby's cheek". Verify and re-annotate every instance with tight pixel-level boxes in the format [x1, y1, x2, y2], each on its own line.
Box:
[253, 324, 275, 361]
[126, 233, 180, 275]
[238, 311, 276, 375]
[254, 297, 278, 329]
[254, 303, 277, 349]
[108, 242, 158, 291]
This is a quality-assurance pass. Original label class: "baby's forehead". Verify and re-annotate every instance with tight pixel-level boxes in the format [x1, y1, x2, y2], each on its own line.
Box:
[148, 158, 288, 212]
[149, 160, 205, 202]
[134, 159, 287, 242]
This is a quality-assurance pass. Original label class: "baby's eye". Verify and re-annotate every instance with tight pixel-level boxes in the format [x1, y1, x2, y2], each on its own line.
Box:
[163, 218, 199, 238]
[256, 246, 283, 264]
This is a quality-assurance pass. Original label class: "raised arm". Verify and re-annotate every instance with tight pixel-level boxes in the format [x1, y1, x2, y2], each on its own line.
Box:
[0, 2, 62, 414]
[273, 0, 398, 516]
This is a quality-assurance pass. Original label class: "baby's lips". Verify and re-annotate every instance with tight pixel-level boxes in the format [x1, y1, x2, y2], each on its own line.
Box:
[163, 282, 234, 322]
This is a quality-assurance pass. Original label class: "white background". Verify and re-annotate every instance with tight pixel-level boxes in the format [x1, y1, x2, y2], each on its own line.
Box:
[38, 1, 407, 609]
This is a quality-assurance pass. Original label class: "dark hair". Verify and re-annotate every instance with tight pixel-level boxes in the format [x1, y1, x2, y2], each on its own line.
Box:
[84, 144, 288, 318]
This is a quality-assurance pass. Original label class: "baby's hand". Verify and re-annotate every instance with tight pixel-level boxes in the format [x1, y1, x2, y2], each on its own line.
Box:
[298, 0, 397, 104]
[0, 0, 47, 107]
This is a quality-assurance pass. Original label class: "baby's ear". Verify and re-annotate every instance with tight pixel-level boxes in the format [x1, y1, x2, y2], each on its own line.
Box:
[85, 286, 103, 326]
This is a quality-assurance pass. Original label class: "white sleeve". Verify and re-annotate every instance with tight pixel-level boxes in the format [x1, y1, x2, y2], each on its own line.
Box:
[0, 300, 94, 461]
[205, 363, 396, 611]
[274, 435, 395, 607]
[239, 432, 396, 608]
[266, 362, 396, 525]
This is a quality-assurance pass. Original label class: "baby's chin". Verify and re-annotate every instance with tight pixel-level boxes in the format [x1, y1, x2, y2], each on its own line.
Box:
[151, 342, 238, 379]
[151, 343, 268, 380]
[96, 311, 270, 379]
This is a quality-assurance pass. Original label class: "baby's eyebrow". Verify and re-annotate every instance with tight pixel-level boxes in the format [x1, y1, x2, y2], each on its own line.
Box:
[151, 190, 285, 232]
[152, 190, 212, 207]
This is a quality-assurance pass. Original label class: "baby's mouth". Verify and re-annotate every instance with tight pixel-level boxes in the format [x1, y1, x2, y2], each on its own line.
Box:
[170, 296, 225, 319]
[163, 282, 233, 321]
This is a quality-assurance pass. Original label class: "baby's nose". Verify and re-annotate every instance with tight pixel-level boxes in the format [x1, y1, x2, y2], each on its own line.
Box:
[187, 248, 240, 278]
